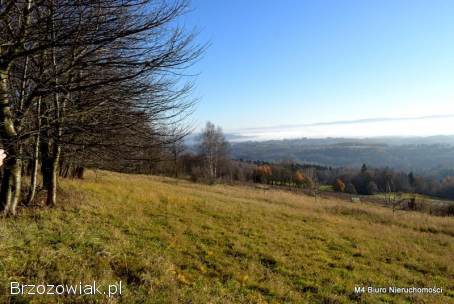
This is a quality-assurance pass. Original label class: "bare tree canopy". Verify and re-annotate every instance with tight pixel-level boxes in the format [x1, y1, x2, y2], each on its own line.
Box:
[197, 121, 229, 181]
[0, 0, 202, 215]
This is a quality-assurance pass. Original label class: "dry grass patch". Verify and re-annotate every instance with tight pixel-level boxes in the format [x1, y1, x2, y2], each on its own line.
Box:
[0, 170, 452, 303]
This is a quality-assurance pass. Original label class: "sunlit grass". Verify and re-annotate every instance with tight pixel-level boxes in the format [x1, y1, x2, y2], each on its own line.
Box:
[0, 170, 452, 303]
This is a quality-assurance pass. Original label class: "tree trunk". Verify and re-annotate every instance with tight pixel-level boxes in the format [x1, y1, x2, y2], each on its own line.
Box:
[76, 166, 84, 179]
[0, 0, 35, 215]
[173, 147, 178, 178]
[26, 97, 41, 205]
[0, 150, 22, 216]
[46, 143, 60, 206]
[10, 146, 23, 213]
[45, 4, 63, 207]
[40, 139, 52, 190]
[59, 160, 70, 178]
[27, 137, 40, 205]
[0, 63, 21, 216]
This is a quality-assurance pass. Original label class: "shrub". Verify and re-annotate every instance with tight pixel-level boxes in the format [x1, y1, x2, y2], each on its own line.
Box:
[334, 179, 346, 192]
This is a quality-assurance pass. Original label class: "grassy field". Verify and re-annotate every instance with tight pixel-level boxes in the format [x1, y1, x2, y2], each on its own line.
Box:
[0, 171, 453, 303]
[371, 192, 450, 204]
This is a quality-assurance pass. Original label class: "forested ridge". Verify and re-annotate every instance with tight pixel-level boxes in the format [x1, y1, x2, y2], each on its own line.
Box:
[230, 137, 454, 176]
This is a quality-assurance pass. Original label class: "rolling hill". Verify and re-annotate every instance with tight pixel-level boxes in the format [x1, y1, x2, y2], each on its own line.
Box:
[230, 137, 454, 175]
[0, 171, 453, 303]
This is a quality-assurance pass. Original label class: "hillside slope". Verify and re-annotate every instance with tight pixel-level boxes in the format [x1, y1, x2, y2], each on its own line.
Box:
[0, 171, 453, 303]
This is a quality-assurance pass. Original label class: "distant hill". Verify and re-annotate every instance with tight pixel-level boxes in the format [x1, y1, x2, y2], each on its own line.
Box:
[230, 136, 454, 175]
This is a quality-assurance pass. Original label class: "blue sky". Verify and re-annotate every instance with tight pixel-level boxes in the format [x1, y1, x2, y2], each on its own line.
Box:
[182, 0, 454, 137]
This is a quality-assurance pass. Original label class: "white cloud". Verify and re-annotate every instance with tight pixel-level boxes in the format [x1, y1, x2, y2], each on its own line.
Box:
[229, 115, 454, 141]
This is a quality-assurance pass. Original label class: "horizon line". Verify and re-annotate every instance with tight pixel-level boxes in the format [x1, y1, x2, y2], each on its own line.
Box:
[226, 114, 454, 133]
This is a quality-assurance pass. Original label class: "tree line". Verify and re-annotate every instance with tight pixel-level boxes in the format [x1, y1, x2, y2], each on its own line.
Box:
[154, 122, 454, 215]
[0, 0, 201, 215]
[238, 161, 454, 203]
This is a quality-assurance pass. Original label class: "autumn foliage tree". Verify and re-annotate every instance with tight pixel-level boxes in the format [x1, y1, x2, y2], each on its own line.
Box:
[255, 164, 272, 184]
[294, 170, 305, 187]
[334, 178, 346, 192]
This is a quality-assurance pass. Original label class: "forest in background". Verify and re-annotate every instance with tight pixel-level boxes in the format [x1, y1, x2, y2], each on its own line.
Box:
[229, 137, 454, 177]
[151, 122, 454, 217]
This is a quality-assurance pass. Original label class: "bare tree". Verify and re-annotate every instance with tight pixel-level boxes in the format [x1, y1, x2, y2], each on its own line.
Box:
[304, 167, 320, 201]
[198, 122, 229, 181]
[0, 0, 203, 214]
[166, 124, 190, 178]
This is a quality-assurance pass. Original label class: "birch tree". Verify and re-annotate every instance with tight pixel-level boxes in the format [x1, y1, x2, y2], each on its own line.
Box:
[198, 122, 229, 181]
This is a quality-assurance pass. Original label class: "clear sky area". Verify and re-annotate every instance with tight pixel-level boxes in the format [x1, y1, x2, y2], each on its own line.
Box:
[182, 0, 454, 138]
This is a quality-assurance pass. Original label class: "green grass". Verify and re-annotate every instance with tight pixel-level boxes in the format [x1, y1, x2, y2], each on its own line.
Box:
[319, 185, 334, 192]
[0, 170, 453, 303]
[371, 192, 437, 201]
